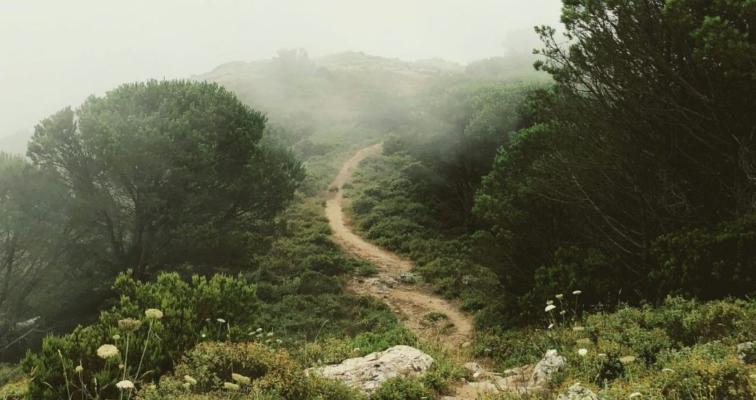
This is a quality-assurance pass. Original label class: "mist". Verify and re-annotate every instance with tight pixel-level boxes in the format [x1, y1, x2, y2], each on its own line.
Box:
[0, 0, 560, 139]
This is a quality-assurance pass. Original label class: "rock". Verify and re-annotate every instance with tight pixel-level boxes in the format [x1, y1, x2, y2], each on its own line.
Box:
[15, 316, 41, 329]
[530, 349, 565, 387]
[737, 342, 754, 364]
[308, 345, 434, 392]
[399, 272, 419, 284]
[464, 362, 486, 380]
[556, 383, 599, 400]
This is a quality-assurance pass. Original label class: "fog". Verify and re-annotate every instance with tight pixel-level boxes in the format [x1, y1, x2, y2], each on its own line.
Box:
[0, 0, 561, 138]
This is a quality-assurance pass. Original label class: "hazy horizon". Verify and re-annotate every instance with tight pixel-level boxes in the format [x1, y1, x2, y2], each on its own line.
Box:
[1, 0, 561, 137]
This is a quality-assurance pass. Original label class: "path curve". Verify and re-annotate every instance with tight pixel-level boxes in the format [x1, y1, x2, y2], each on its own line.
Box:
[324, 144, 540, 399]
[325, 143, 474, 348]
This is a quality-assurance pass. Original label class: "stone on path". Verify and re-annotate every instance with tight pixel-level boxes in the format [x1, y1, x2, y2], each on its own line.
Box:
[308, 345, 434, 392]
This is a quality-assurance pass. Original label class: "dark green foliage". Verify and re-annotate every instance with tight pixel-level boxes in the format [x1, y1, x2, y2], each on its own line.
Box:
[651, 214, 756, 299]
[472, 0, 756, 322]
[27, 80, 304, 278]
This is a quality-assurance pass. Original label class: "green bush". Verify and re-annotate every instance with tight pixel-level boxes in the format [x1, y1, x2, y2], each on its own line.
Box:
[22, 272, 262, 399]
[652, 214, 756, 300]
[371, 377, 432, 400]
[657, 343, 755, 400]
[174, 341, 307, 397]
[144, 342, 364, 400]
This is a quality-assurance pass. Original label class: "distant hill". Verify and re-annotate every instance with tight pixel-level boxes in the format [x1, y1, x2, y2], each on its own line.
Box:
[192, 50, 544, 139]
[0, 131, 31, 155]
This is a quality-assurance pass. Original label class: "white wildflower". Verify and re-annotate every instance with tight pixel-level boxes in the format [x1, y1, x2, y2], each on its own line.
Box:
[629, 393, 642, 399]
[216, 318, 226, 324]
[620, 355, 636, 364]
[545, 304, 557, 312]
[74, 365, 84, 373]
[577, 348, 588, 357]
[116, 380, 135, 390]
[118, 318, 142, 331]
[555, 294, 564, 299]
[223, 382, 240, 391]
[145, 308, 163, 320]
[96, 344, 119, 359]
[572, 290, 582, 295]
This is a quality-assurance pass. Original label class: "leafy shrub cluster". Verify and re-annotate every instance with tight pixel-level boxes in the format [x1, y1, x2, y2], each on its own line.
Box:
[478, 297, 756, 399]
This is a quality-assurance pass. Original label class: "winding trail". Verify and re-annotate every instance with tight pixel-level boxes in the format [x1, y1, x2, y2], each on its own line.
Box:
[325, 144, 474, 348]
[324, 144, 531, 399]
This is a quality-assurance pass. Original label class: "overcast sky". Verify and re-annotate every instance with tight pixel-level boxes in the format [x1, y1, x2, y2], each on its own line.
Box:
[0, 0, 562, 137]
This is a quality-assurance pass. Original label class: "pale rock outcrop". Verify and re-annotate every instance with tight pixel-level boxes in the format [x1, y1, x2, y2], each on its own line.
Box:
[308, 345, 433, 392]
[530, 349, 566, 387]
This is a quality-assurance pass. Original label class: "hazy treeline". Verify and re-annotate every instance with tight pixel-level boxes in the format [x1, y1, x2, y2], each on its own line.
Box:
[351, 0, 755, 324]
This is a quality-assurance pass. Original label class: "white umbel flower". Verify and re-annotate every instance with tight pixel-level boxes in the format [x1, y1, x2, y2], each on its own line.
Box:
[96, 344, 119, 359]
[545, 304, 556, 312]
[577, 348, 588, 357]
[145, 308, 163, 320]
[116, 380, 135, 390]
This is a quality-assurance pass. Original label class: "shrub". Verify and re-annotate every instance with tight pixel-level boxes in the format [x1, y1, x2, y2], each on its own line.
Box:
[656, 343, 755, 400]
[174, 341, 307, 397]
[22, 272, 262, 399]
[371, 377, 432, 400]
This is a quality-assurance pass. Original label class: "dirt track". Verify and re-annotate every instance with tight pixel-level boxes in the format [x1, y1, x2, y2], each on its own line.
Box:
[325, 143, 474, 349]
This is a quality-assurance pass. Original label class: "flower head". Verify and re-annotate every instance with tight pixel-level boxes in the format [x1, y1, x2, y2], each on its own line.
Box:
[74, 365, 84, 374]
[112, 334, 121, 341]
[555, 294, 564, 300]
[572, 290, 582, 295]
[629, 393, 642, 399]
[184, 375, 198, 385]
[216, 318, 226, 324]
[116, 380, 135, 390]
[118, 318, 142, 331]
[145, 308, 163, 320]
[577, 348, 588, 357]
[96, 344, 119, 359]
[231, 372, 251, 385]
[545, 304, 557, 312]
[223, 382, 240, 391]
[619, 355, 636, 364]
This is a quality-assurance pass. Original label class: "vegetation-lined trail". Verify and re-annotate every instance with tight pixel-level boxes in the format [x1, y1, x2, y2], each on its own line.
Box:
[326, 144, 474, 349]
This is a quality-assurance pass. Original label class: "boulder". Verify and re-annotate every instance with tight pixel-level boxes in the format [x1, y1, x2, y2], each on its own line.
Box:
[556, 383, 599, 400]
[530, 349, 565, 387]
[308, 345, 434, 392]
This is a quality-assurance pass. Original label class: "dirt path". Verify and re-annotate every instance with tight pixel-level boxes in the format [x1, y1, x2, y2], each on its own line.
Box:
[325, 144, 475, 349]
[324, 144, 543, 399]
